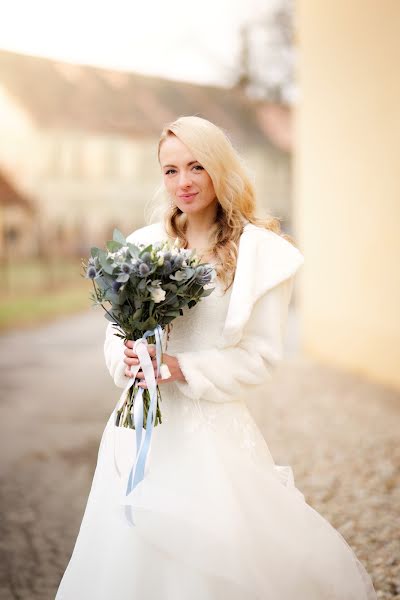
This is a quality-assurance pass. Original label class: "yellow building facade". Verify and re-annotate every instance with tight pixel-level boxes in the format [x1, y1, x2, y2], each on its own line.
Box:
[295, 2, 400, 389]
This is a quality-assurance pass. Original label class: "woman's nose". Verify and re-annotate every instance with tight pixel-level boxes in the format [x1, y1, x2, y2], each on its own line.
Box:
[178, 171, 192, 187]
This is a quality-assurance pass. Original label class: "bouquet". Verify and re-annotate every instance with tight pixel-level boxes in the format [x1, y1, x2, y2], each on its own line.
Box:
[81, 228, 217, 432]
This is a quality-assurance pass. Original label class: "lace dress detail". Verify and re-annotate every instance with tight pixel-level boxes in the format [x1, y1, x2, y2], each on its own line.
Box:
[160, 277, 277, 470]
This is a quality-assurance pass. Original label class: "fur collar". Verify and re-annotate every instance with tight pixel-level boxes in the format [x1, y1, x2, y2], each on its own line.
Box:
[126, 221, 304, 346]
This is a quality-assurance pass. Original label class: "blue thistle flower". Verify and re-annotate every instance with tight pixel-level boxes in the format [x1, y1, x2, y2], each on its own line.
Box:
[163, 259, 172, 273]
[139, 263, 150, 276]
[87, 266, 97, 279]
[173, 255, 183, 269]
[112, 281, 123, 293]
[195, 265, 213, 284]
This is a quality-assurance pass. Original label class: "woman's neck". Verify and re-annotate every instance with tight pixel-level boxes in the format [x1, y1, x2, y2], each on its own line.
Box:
[184, 199, 218, 236]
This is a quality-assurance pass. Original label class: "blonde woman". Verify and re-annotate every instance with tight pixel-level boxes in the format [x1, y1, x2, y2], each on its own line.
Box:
[56, 116, 377, 599]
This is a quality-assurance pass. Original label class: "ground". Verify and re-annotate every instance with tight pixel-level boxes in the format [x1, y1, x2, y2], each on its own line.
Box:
[0, 309, 398, 599]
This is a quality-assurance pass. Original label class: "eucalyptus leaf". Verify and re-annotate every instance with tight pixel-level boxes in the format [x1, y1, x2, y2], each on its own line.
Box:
[139, 244, 152, 256]
[113, 229, 126, 244]
[107, 291, 124, 305]
[132, 308, 143, 320]
[185, 267, 195, 278]
[104, 313, 119, 323]
[99, 256, 115, 275]
[164, 309, 181, 317]
[148, 300, 155, 316]
[202, 287, 215, 296]
[141, 316, 157, 330]
[106, 240, 124, 252]
[163, 282, 178, 293]
[127, 243, 140, 257]
[118, 287, 129, 304]
[163, 294, 178, 306]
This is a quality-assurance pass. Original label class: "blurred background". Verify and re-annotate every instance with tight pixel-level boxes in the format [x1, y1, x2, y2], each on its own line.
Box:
[0, 0, 295, 333]
[0, 1, 399, 598]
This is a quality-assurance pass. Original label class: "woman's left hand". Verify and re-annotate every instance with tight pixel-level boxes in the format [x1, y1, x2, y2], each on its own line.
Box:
[124, 341, 185, 388]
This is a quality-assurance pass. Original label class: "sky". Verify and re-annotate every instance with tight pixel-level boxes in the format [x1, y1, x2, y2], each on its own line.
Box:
[0, 0, 277, 86]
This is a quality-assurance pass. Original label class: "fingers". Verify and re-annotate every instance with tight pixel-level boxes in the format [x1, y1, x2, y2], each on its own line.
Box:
[124, 355, 140, 366]
[137, 377, 162, 389]
[124, 367, 162, 386]
[124, 358, 158, 377]
[124, 356, 157, 368]
[124, 342, 156, 358]
[125, 366, 134, 378]
[124, 365, 150, 378]
[122, 341, 158, 381]
[135, 364, 160, 379]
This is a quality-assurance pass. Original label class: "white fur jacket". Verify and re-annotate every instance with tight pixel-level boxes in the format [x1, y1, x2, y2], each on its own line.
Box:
[104, 221, 304, 403]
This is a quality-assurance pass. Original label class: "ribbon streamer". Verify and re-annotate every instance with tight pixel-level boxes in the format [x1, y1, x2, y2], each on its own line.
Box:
[113, 324, 164, 527]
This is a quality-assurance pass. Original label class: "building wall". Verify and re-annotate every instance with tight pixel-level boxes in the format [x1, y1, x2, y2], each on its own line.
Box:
[0, 78, 293, 261]
[295, 1, 400, 389]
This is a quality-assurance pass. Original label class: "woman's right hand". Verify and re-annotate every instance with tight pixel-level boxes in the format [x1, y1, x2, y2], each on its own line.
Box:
[123, 340, 157, 378]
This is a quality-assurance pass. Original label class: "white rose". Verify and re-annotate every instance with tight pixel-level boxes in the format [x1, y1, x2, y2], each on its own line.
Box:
[171, 270, 185, 281]
[150, 286, 166, 303]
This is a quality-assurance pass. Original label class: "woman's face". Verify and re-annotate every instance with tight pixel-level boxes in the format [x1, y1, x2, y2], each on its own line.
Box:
[159, 135, 218, 215]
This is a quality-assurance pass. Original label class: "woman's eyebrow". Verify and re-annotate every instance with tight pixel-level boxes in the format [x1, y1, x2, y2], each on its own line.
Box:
[162, 160, 198, 169]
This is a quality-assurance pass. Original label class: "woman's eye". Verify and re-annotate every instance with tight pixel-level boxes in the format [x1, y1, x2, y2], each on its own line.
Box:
[165, 169, 176, 175]
[193, 165, 204, 171]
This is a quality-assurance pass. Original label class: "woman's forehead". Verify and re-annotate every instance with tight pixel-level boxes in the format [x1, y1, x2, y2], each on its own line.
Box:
[159, 136, 196, 165]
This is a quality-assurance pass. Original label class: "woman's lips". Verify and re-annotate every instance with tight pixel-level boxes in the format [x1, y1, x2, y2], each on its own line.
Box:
[179, 193, 198, 201]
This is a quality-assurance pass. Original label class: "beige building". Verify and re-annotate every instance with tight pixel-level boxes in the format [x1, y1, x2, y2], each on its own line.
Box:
[295, 1, 400, 390]
[0, 170, 36, 258]
[0, 49, 292, 260]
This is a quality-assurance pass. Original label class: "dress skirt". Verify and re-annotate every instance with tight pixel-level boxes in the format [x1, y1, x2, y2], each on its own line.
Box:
[55, 387, 377, 600]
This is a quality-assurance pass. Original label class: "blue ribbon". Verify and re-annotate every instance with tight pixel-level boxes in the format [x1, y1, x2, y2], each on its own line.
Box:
[123, 324, 164, 524]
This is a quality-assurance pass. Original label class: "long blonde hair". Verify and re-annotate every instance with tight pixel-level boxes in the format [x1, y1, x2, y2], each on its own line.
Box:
[147, 115, 296, 293]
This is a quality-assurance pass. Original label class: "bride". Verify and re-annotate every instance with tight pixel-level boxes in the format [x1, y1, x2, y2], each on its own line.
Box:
[55, 116, 377, 599]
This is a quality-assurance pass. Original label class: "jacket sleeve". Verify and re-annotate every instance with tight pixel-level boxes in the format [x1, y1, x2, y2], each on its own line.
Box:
[173, 276, 295, 403]
[104, 322, 130, 388]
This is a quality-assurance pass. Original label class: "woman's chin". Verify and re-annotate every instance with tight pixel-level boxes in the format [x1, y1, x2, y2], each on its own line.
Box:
[177, 203, 200, 213]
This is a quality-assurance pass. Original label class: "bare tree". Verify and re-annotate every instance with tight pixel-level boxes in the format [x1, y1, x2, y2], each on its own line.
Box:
[235, 0, 297, 105]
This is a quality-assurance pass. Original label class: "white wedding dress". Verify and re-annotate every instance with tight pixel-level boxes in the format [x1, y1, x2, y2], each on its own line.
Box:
[55, 274, 377, 599]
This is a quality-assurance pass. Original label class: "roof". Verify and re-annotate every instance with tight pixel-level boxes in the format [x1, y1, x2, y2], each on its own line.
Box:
[0, 49, 271, 147]
[0, 170, 35, 212]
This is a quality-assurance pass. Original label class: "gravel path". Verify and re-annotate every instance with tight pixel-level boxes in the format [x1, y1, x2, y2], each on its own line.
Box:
[0, 309, 398, 599]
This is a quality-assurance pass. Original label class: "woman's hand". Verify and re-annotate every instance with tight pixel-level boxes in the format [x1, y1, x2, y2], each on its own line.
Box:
[123, 340, 186, 388]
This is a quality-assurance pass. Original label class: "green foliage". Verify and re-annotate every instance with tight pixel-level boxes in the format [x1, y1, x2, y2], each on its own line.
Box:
[85, 233, 217, 338]
[113, 228, 127, 245]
